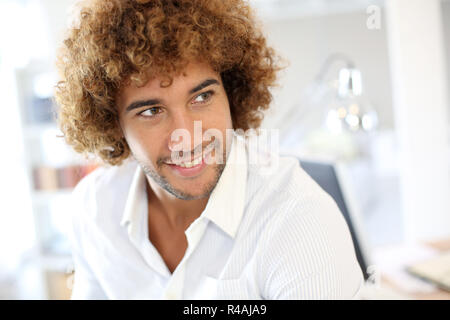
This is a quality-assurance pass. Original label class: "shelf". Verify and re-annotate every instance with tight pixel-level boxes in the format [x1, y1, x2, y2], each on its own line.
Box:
[14, 61, 81, 300]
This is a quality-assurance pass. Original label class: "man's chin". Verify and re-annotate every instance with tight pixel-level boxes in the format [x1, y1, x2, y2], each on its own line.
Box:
[164, 176, 217, 200]
[155, 182, 211, 200]
[138, 157, 226, 201]
[161, 163, 225, 200]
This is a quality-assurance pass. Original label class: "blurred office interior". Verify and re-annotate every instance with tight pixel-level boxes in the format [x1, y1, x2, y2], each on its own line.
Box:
[0, 0, 449, 299]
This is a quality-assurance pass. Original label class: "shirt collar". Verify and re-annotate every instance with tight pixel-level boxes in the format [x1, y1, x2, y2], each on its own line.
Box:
[201, 133, 248, 238]
[120, 133, 248, 239]
[120, 160, 148, 244]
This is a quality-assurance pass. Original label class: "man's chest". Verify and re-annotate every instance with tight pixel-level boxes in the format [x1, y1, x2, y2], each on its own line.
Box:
[88, 221, 262, 299]
[148, 222, 188, 274]
[146, 205, 194, 274]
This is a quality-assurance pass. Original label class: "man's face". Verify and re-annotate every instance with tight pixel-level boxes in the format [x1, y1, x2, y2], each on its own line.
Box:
[117, 61, 233, 200]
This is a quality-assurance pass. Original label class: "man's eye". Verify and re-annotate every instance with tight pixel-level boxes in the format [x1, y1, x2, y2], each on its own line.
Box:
[192, 91, 214, 104]
[139, 107, 162, 117]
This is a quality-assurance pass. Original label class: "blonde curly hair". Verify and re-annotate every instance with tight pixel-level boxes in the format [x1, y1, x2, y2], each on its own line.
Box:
[55, 0, 284, 165]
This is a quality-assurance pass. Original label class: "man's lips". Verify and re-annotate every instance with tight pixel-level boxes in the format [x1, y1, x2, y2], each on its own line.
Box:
[163, 144, 215, 166]
[163, 152, 206, 178]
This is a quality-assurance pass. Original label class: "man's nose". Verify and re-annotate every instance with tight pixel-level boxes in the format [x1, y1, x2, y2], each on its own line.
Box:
[167, 111, 202, 156]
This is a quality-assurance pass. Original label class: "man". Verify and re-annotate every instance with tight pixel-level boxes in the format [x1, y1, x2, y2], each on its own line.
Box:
[56, 0, 364, 299]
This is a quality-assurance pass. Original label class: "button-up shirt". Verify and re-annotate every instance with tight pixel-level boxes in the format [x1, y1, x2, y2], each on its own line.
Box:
[68, 134, 364, 299]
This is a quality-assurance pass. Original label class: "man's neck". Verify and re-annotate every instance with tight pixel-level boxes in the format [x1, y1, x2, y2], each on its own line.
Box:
[145, 178, 209, 232]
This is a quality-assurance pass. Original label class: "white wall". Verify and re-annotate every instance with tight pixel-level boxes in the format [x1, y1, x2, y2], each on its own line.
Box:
[443, 0, 450, 124]
[38, 0, 76, 62]
[260, 3, 450, 132]
[386, 0, 450, 241]
[260, 9, 393, 131]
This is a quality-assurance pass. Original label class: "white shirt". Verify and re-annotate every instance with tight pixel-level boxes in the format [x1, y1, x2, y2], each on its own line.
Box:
[68, 134, 364, 300]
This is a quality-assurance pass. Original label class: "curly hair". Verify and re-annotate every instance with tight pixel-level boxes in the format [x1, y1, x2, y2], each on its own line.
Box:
[55, 0, 284, 165]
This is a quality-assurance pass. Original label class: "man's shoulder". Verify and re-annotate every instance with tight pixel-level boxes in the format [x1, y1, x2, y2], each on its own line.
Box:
[245, 153, 347, 238]
[71, 159, 138, 217]
[248, 156, 363, 299]
[75, 159, 137, 191]
[251, 155, 357, 267]
[247, 154, 327, 207]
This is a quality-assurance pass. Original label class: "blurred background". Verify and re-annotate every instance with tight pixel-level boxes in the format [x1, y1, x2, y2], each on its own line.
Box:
[0, 0, 449, 299]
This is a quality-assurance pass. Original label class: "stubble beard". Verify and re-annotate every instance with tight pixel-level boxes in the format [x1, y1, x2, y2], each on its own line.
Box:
[136, 153, 227, 201]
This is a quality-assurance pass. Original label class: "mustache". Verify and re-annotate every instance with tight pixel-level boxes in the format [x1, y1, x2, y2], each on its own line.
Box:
[157, 139, 220, 166]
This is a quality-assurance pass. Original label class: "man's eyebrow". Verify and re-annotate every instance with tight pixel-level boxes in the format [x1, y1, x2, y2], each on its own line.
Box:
[126, 98, 162, 113]
[188, 78, 220, 95]
[125, 78, 220, 113]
